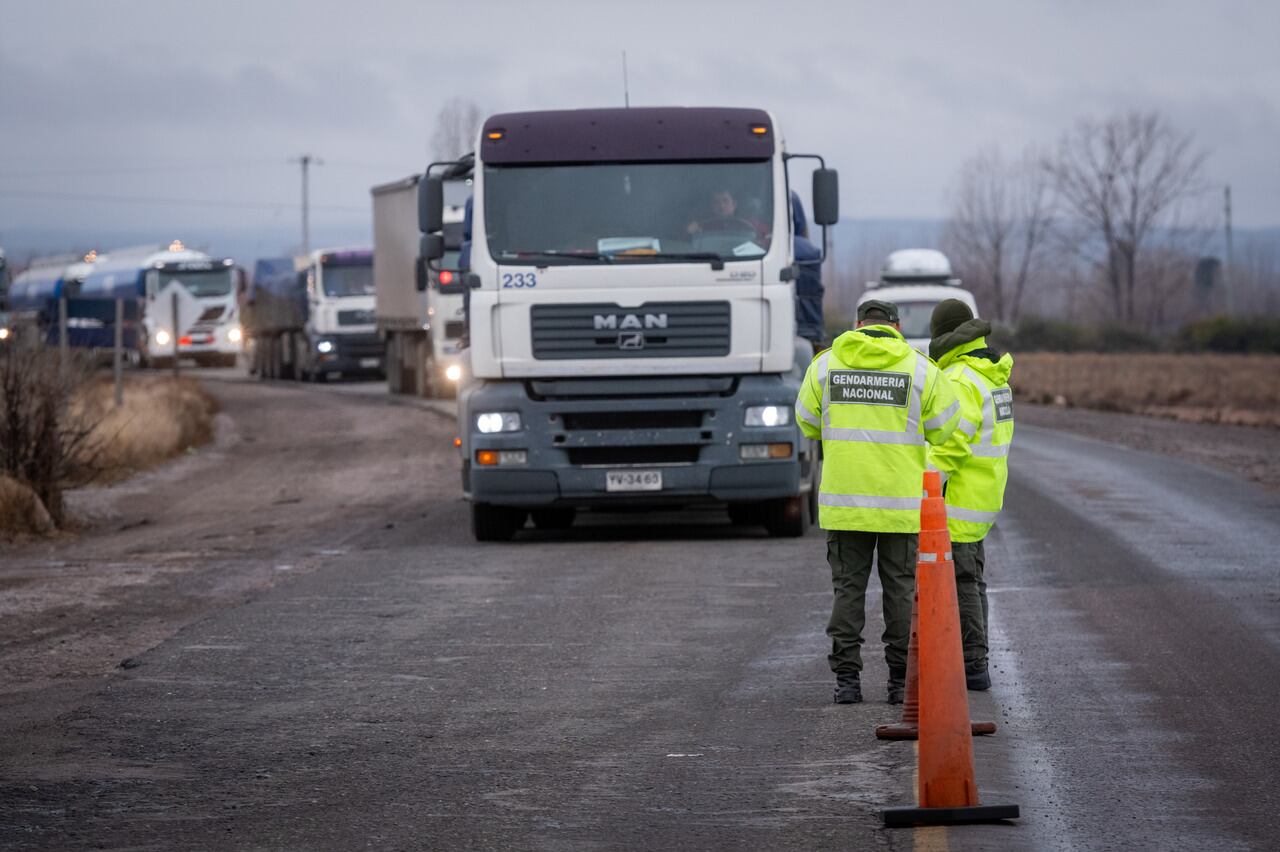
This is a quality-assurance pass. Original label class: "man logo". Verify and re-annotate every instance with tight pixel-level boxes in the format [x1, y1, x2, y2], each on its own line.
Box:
[593, 313, 668, 330]
[617, 332, 646, 350]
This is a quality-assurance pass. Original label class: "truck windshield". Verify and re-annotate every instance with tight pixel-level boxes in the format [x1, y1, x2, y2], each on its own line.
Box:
[894, 301, 943, 339]
[159, 268, 233, 298]
[484, 161, 773, 265]
[322, 263, 375, 297]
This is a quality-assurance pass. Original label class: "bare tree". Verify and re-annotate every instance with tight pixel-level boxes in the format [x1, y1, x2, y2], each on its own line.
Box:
[1046, 111, 1207, 326]
[430, 98, 484, 161]
[942, 145, 1054, 323]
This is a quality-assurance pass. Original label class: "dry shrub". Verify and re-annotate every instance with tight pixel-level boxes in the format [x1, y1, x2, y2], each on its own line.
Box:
[0, 474, 55, 537]
[1013, 353, 1280, 428]
[73, 375, 219, 481]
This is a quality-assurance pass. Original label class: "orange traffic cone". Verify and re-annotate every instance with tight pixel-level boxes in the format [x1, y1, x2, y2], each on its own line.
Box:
[876, 558, 996, 739]
[882, 471, 1018, 827]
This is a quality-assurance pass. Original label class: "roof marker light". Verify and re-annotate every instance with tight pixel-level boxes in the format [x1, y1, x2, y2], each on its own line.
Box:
[750, 124, 769, 135]
[486, 129, 505, 141]
[169, 240, 184, 252]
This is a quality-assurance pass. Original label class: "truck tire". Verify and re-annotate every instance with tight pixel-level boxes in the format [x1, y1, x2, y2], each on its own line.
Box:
[472, 503, 526, 542]
[763, 495, 809, 538]
[530, 507, 576, 531]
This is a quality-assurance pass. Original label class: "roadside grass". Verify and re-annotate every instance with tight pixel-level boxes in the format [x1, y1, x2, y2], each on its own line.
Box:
[1, 374, 219, 538]
[73, 375, 220, 482]
[1013, 353, 1280, 428]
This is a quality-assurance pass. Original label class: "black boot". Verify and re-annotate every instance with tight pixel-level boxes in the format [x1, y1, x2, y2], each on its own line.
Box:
[965, 662, 991, 691]
[886, 666, 907, 704]
[833, 673, 862, 704]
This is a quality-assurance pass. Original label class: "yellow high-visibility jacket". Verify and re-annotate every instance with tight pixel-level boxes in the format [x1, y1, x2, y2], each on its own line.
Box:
[795, 325, 960, 532]
[927, 337, 1015, 542]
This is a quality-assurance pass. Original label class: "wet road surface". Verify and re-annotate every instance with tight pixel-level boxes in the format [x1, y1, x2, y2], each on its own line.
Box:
[1, 381, 1277, 850]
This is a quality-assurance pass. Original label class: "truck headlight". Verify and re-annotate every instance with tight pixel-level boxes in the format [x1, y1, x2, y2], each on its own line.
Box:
[445, 363, 462, 382]
[227, 326, 243, 343]
[316, 339, 334, 354]
[154, 329, 171, 346]
[0, 327, 10, 341]
[744, 405, 790, 427]
[476, 412, 522, 433]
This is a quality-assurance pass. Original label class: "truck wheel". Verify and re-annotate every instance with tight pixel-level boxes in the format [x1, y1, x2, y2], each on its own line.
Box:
[763, 495, 809, 538]
[530, 507, 576, 531]
[472, 503, 526, 542]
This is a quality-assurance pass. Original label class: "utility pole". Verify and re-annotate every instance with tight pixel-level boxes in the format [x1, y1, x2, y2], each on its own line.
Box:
[1223, 184, 1234, 315]
[622, 51, 630, 108]
[293, 154, 323, 255]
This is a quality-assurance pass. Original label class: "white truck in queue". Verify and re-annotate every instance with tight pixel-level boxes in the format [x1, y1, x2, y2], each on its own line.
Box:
[372, 172, 468, 397]
[417, 107, 839, 541]
[246, 248, 383, 380]
[857, 249, 978, 353]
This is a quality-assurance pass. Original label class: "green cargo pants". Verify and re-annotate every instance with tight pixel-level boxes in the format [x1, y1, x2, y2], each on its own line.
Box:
[825, 530, 917, 675]
[952, 539, 989, 668]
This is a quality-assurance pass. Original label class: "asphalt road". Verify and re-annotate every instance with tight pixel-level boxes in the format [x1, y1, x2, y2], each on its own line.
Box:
[2, 377, 1277, 850]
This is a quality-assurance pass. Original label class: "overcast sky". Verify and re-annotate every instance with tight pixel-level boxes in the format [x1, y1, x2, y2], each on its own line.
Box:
[2, 0, 1278, 251]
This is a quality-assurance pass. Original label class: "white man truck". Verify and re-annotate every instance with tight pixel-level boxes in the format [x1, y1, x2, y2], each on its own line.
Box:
[418, 107, 839, 541]
[372, 173, 468, 397]
[857, 249, 978, 353]
[246, 248, 383, 380]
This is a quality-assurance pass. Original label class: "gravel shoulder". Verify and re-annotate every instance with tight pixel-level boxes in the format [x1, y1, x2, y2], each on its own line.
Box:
[0, 379, 456, 704]
[1020, 403, 1280, 489]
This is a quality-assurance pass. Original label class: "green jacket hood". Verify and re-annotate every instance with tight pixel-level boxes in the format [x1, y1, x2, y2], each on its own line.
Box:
[832, 325, 913, 369]
[930, 318, 991, 362]
[938, 335, 1013, 386]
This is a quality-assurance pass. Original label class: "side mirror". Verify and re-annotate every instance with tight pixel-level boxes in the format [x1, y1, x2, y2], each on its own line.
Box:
[419, 174, 444, 234]
[414, 257, 428, 292]
[420, 233, 444, 263]
[812, 168, 839, 226]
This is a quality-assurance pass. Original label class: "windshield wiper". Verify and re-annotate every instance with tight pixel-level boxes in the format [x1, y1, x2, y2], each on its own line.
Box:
[501, 250, 612, 264]
[629, 252, 727, 270]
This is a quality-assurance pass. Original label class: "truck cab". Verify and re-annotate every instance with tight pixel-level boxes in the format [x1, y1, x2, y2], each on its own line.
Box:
[300, 247, 383, 378]
[857, 249, 978, 353]
[419, 107, 838, 541]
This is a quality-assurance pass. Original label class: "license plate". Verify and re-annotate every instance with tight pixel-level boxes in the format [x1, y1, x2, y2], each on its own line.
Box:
[606, 470, 662, 492]
[359, 357, 380, 368]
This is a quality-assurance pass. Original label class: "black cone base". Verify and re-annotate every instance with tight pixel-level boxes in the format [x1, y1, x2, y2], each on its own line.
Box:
[883, 803, 1020, 827]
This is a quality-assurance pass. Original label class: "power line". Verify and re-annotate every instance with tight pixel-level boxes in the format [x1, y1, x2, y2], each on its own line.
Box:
[0, 188, 366, 213]
[0, 160, 286, 178]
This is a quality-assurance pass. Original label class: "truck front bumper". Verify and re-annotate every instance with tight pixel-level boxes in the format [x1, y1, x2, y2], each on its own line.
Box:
[461, 374, 809, 508]
[316, 332, 384, 374]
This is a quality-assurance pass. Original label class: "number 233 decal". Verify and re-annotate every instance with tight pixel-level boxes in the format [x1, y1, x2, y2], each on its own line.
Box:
[502, 272, 537, 288]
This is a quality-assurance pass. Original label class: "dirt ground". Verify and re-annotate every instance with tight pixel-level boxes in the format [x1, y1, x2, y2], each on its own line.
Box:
[0, 379, 454, 705]
[1020, 402, 1280, 489]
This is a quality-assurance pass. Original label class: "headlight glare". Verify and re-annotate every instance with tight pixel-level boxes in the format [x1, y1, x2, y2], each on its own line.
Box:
[445, 363, 462, 382]
[476, 411, 521, 434]
[316, 339, 334, 353]
[154, 329, 171, 346]
[744, 405, 790, 427]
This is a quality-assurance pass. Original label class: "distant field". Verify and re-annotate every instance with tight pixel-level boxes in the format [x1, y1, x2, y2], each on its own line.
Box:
[1012, 353, 1280, 428]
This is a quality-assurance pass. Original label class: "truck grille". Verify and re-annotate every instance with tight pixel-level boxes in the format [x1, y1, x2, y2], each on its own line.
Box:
[530, 301, 730, 360]
[338, 309, 375, 326]
[561, 410, 704, 431]
[566, 446, 700, 466]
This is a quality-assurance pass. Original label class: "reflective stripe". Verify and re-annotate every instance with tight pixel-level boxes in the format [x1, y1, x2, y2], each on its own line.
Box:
[823, 426, 925, 445]
[948, 506, 1000, 523]
[923, 399, 959, 431]
[816, 351, 832, 426]
[957, 418, 979, 439]
[795, 398, 821, 428]
[971, 443, 1011, 458]
[904, 353, 927, 434]
[819, 492, 921, 511]
[917, 551, 953, 562]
